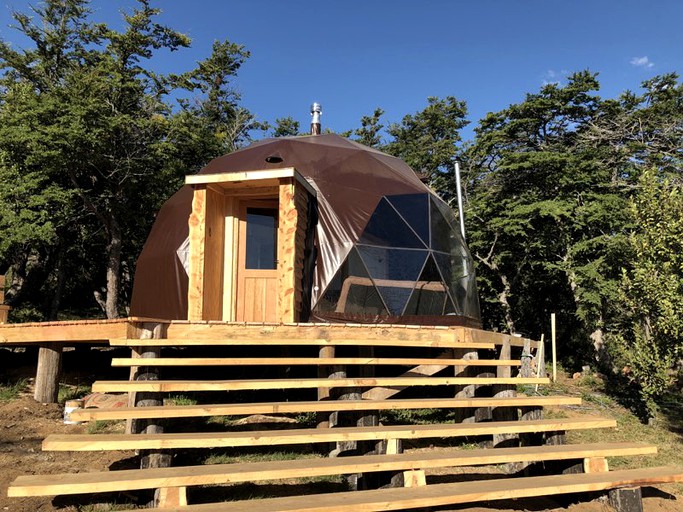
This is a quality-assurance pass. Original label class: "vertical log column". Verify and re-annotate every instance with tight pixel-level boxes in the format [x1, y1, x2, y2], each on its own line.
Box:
[34, 343, 62, 403]
[129, 321, 173, 505]
[492, 337, 518, 449]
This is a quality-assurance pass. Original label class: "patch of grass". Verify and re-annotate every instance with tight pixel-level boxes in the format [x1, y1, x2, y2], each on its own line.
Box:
[204, 451, 320, 465]
[58, 383, 91, 404]
[166, 394, 198, 406]
[87, 420, 124, 434]
[0, 378, 27, 401]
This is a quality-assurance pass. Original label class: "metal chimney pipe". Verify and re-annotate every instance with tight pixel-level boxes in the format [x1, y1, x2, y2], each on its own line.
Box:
[310, 102, 322, 135]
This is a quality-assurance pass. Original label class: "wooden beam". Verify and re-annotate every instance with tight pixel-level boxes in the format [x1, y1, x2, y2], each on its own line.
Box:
[108, 337, 495, 350]
[34, 343, 62, 403]
[91, 376, 550, 393]
[278, 178, 297, 323]
[187, 185, 207, 321]
[71, 396, 584, 421]
[110, 357, 522, 367]
[8, 443, 658, 497]
[0, 318, 132, 343]
[108, 467, 683, 512]
[41, 417, 617, 451]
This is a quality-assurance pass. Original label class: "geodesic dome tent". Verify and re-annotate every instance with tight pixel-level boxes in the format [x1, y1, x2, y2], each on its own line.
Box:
[130, 134, 481, 327]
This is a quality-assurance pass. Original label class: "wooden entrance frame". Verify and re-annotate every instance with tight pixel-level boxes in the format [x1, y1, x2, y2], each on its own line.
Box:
[185, 168, 315, 323]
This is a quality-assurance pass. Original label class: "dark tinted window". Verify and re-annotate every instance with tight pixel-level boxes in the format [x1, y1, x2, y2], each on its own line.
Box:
[246, 207, 278, 269]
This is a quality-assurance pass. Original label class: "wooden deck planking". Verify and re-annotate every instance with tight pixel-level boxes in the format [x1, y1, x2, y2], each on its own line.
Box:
[42, 417, 616, 451]
[110, 357, 521, 367]
[90, 377, 549, 393]
[8, 442, 657, 497]
[111, 466, 683, 512]
[71, 396, 581, 421]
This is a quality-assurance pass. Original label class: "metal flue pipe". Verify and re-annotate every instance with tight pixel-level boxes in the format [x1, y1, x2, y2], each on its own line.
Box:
[310, 102, 322, 135]
[455, 161, 466, 241]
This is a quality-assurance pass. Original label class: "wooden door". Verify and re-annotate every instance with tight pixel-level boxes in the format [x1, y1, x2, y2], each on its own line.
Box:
[235, 200, 279, 322]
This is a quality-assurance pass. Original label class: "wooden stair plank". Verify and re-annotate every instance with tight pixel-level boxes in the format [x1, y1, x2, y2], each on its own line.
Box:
[42, 417, 616, 451]
[91, 377, 548, 393]
[108, 337, 495, 349]
[110, 357, 521, 367]
[111, 466, 683, 512]
[8, 442, 657, 497]
[70, 396, 582, 421]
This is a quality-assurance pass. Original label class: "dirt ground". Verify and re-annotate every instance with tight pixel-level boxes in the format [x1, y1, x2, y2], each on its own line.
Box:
[0, 349, 682, 511]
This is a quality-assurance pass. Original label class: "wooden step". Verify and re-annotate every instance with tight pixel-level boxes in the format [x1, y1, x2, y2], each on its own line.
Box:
[8, 442, 657, 497]
[42, 417, 616, 451]
[111, 357, 521, 367]
[91, 377, 548, 393]
[108, 337, 496, 349]
[113, 466, 683, 512]
[70, 396, 582, 422]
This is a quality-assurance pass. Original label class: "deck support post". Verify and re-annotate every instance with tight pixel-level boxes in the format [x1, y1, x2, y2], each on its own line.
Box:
[609, 487, 643, 512]
[493, 337, 517, 450]
[129, 321, 171, 507]
[34, 343, 62, 403]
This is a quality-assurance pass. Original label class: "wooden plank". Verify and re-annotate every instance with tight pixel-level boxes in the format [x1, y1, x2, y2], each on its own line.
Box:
[41, 417, 617, 451]
[187, 185, 208, 321]
[163, 323, 461, 342]
[0, 319, 132, 343]
[185, 168, 297, 186]
[110, 466, 683, 512]
[201, 188, 227, 320]
[91, 376, 549, 393]
[70, 396, 583, 421]
[221, 196, 237, 321]
[108, 337, 494, 349]
[584, 456, 609, 473]
[110, 357, 522, 367]
[8, 442, 658, 497]
[278, 177, 297, 323]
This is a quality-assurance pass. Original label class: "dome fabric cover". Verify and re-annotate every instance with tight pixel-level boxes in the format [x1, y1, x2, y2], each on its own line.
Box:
[131, 134, 480, 326]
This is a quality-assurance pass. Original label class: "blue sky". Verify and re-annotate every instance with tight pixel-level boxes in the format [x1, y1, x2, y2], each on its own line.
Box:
[0, 0, 681, 141]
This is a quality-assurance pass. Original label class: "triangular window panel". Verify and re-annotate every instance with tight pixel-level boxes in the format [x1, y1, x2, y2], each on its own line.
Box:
[315, 247, 388, 316]
[387, 193, 430, 246]
[377, 286, 414, 316]
[404, 255, 450, 315]
[359, 197, 426, 248]
[430, 201, 457, 253]
[433, 251, 467, 315]
[357, 246, 428, 282]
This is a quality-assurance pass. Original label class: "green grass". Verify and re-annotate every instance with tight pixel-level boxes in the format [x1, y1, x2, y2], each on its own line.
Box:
[204, 451, 320, 465]
[86, 420, 125, 434]
[58, 383, 91, 404]
[0, 378, 27, 401]
[165, 394, 198, 406]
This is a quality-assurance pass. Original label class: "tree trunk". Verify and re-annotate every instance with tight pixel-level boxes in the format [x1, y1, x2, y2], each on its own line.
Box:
[34, 343, 62, 403]
[498, 273, 516, 333]
[105, 218, 122, 319]
[48, 245, 67, 321]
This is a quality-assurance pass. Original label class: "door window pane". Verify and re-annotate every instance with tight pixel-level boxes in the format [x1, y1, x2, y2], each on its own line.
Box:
[246, 207, 278, 269]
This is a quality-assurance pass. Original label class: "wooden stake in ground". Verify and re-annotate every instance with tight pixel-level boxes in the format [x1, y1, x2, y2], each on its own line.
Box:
[551, 313, 557, 382]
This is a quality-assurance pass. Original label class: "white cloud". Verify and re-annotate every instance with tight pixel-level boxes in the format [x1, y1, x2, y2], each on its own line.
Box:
[630, 56, 654, 68]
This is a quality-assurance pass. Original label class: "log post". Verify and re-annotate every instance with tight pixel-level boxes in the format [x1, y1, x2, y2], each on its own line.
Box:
[609, 487, 643, 512]
[317, 345, 335, 429]
[34, 343, 62, 403]
[130, 322, 171, 506]
[492, 337, 517, 449]
[453, 347, 479, 423]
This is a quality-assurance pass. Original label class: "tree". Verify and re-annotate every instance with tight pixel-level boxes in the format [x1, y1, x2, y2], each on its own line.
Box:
[607, 169, 683, 419]
[461, 72, 631, 358]
[386, 97, 468, 182]
[271, 116, 301, 137]
[0, 0, 254, 320]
